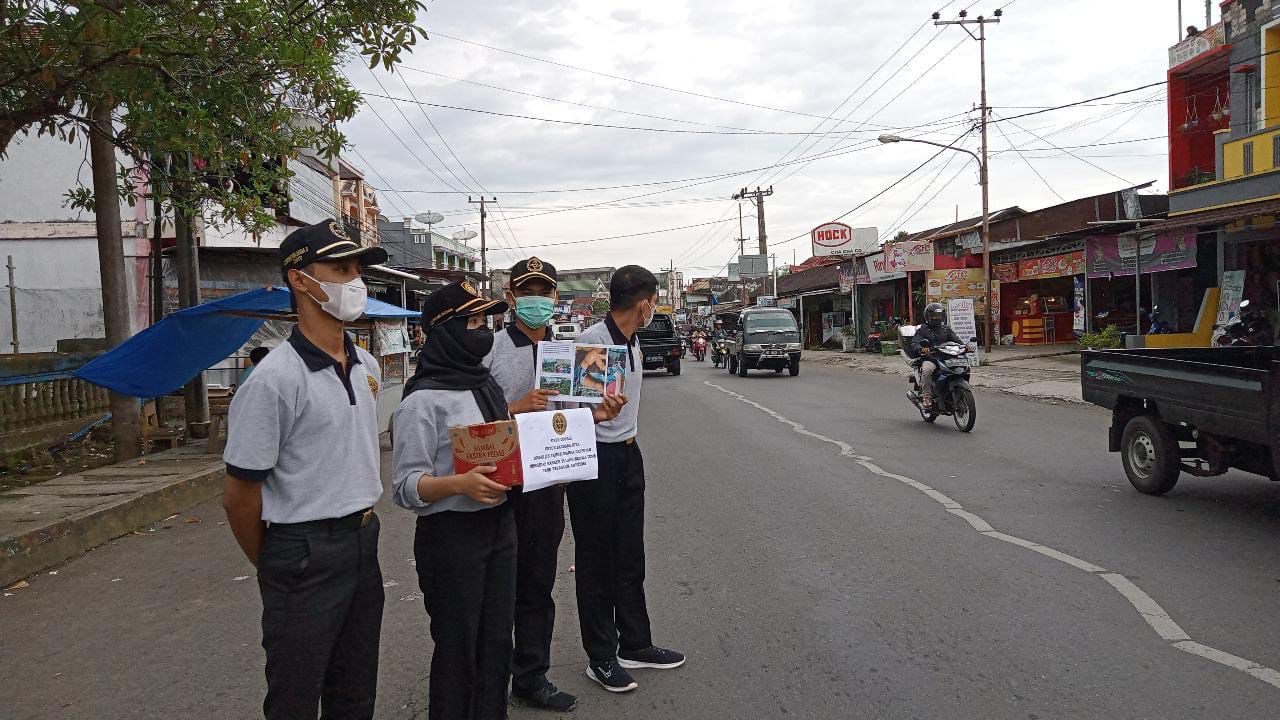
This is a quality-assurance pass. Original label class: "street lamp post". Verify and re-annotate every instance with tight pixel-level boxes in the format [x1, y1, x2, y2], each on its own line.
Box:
[878, 133, 993, 351]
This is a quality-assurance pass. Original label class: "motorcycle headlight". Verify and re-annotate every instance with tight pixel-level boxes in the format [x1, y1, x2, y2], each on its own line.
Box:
[744, 344, 764, 352]
[786, 343, 802, 351]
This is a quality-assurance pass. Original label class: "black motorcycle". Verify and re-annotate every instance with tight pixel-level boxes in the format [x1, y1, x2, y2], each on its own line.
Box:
[712, 338, 729, 368]
[901, 331, 977, 432]
[1216, 299, 1273, 346]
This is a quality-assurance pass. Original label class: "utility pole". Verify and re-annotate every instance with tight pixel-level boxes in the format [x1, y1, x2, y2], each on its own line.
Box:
[934, 7, 1002, 352]
[6, 255, 18, 353]
[89, 101, 142, 460]
[174, 155, 208, 438]
[468, 196, 495, 293]
[733, 186, 774, 256]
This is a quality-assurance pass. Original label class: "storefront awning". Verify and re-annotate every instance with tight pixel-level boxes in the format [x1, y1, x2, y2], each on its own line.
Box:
[1140, 198, 1280, 235]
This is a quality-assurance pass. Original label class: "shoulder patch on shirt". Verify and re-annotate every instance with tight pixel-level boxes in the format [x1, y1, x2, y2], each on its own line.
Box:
[367, 374, 379, 399]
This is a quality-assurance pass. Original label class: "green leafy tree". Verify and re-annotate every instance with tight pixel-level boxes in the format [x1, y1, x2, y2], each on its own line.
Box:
[2, 0, 424, 460]
[2, 0, 426, 228]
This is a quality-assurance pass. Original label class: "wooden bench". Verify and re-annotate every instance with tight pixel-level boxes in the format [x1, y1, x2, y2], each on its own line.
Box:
[141, 401, 184, 452]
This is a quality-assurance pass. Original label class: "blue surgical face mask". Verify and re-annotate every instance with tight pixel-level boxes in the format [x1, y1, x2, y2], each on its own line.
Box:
[514, 296, 555, 328]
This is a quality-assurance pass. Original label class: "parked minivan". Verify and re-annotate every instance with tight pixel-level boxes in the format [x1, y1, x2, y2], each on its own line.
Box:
[728, 308, 802, 377]
[552, 322, 583, 341]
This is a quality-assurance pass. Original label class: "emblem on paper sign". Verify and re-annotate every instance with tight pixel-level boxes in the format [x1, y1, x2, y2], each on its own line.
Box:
[328, 220, 350, 241]
[552, 412, 568, 435]
[528, 257, 544, 272]
[462, 281, 479, 296]
[366, 374, 379, 399]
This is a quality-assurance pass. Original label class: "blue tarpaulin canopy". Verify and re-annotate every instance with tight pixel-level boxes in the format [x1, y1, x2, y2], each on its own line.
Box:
[74, 286, 416, 398]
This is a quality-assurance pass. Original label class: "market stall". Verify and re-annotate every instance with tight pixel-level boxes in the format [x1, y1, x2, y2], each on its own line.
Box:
[995, 251, 1083, 345]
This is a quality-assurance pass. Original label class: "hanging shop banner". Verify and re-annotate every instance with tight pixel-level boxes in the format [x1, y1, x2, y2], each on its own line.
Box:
[1086, 234, 1198, 279]
[859, 251, 908, 284]
[1018, 251, 1085, 281]
[993, 262, 1019, 284]
[885, 239, 935, 272]
[838, 263, 858, 293]
[925, 268, 1000, 321]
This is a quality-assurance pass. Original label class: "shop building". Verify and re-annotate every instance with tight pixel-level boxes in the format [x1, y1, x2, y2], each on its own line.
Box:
[1159, 0, 1280, 341]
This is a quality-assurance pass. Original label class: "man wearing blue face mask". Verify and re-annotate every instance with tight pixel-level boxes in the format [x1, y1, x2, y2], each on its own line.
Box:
[484, 257, 625, 712]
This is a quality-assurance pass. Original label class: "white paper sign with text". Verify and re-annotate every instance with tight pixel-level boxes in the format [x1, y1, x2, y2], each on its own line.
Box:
[515, 408, 599, 492]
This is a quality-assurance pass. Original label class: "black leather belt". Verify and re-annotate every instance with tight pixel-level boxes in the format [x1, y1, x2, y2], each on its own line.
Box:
[272, 508, 375, 532]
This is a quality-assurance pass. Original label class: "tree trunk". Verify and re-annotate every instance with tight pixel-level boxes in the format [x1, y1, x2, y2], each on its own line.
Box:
[173, 190, 209, 438]
[89, 102, 142, 461]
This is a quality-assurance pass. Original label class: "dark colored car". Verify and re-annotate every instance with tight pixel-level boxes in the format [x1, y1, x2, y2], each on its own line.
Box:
[1080, 346, 1279, 495]
[728, 308, 802, 377]
[638, 313, 682, 375]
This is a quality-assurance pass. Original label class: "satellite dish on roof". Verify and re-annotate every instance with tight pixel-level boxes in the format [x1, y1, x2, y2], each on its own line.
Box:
[453, 230, 478, 242]
[414, 211, 444, 227]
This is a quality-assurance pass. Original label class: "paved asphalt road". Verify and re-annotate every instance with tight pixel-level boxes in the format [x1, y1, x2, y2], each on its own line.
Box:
[3, 359, 1280, 719]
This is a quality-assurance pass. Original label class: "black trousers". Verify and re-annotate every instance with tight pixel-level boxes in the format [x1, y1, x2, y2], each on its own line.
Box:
[566, 440, 654, 663]
[510, 485, 567, 692]
[258, 514, 384, 720]
[414, 502, 517, 720]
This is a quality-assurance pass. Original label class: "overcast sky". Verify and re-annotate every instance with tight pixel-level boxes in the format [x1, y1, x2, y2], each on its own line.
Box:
[341, 0, 1183, 277]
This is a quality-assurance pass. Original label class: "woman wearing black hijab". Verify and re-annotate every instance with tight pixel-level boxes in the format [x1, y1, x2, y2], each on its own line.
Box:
[392, 281, 516, 720]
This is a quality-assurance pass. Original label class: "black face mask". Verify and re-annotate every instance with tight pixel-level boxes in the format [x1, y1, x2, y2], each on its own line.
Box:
[403, 317, 508, 422]
[460, 326, 495, 358]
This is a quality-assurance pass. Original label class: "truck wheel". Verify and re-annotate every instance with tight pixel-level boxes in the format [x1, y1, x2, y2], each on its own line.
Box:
[737, 354, 749, 377]
[788, 359, 800, 377]
[1120, 415, 1180, 495]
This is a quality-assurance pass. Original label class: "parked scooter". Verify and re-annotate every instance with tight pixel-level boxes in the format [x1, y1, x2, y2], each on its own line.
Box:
[1216, 299, 1273, 346]
[899, 325, 977, 432]
[866, 319, 896, 354]
[1146, 306, 1173, 334]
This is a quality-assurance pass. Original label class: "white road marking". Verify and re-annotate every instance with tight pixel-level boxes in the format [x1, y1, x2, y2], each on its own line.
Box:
[704, 379, 1278, 691]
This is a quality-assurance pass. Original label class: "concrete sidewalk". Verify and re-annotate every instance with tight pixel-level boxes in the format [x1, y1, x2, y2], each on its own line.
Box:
[1, 443, 224, 588]
[807, 344, 1084, 405]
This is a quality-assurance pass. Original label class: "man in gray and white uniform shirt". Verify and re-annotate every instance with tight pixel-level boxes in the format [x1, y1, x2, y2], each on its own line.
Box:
[222, 220, 388, 720]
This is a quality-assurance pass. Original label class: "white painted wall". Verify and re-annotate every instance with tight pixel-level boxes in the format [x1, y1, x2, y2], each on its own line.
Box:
[0, 234, 105, 353]
[0, 132, 137, 224]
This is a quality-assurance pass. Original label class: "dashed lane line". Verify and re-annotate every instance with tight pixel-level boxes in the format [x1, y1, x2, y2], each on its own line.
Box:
[703, 380, 1280, 691]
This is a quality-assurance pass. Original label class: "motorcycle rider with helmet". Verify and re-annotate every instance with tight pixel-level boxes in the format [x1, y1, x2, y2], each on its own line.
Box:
[912, 303, 961, 411]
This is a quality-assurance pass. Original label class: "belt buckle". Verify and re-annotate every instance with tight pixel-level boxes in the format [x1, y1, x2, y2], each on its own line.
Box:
[359, 509, 374, 528]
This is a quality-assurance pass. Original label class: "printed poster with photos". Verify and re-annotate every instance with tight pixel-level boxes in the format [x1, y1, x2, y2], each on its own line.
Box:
[535, 341, 628, 404]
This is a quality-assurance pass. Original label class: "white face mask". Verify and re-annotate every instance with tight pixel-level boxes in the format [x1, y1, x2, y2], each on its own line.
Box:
[300, 272, 367, 322]
[640, 299, 656, 329]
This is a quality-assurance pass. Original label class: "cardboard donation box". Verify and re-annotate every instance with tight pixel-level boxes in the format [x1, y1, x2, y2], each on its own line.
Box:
[450, 420, 523, 487]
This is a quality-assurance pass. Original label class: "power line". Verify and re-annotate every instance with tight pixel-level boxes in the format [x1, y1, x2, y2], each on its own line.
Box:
[994, 110, 1135, 186]
[767, 35, 969, 188]
[358, 91, 927, 136]
[396, 66, 888, 134]
[741, 18, 935, 189]
[427, 29, 963, 127]
[772, 131, 968, 248]
[991, 117, 1064, 201]
[390, 69, 526, 256]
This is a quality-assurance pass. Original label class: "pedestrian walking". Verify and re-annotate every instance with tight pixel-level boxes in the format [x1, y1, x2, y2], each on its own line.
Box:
[221, 220, 388, 720]
[566, 265, 685, 694]
[485, 257, 626, 712]
[392, 281, 518, 720]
